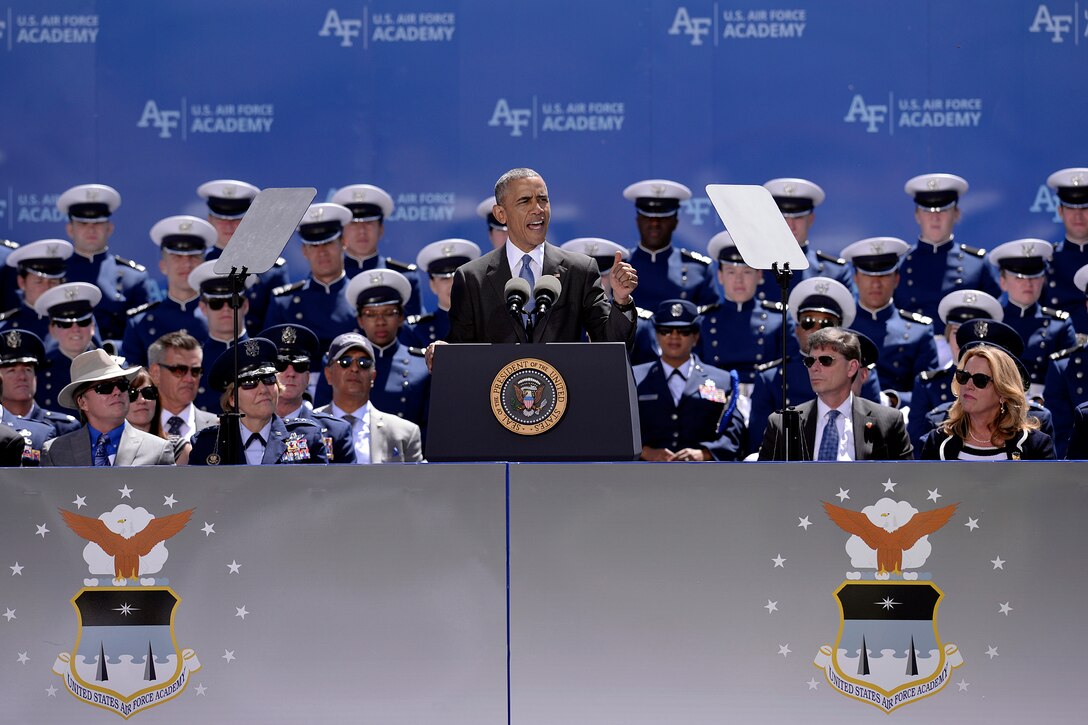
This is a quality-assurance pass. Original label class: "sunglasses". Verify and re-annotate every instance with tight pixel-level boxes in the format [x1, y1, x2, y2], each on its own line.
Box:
[202, 297, 242, 311]
[52, 318, 93, 329]
[358, 309, 401, 320]
[954, 368, 993, 389]
[799, 317, 837, 331]
[159, 363, 203, 378]
[128, 385, 159, 402]
[655, 327, 695, 337]
[238, 373, 278, 390]
[89, 379, 129, 396]
[334, 356, 374, 370]
[802, 355, 838, 369]
[275, 356, 311, 373]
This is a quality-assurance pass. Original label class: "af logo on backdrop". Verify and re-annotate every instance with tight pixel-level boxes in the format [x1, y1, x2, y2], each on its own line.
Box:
[1027, 4, 1082, 43]
[51, 502, 201, 718]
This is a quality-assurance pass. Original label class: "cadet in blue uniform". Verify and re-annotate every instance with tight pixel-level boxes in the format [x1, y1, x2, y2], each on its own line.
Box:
[841, 236, 939, 407]
[121, 215, 215, 367]
[476, 195, 508, 250]
[898, 173, 1000, 322]
[33, 283, 103, 409]
[187, 260, 256, 412]
[265, 203, 358, 354]
[990, 239, 1076, 396]
[696, 231, 788, 388]
[259, 323, 355, 464]
[747, 277, 884, 455]
[197, 179, 289, 335]
[634, 300, 745, 461]
[346, 269, 431, 435]
[56, 184, 160, 341]
[623, 179, 716, 311]
[1043, 262, 1088, 457]
[1043, 168, 1088, 333]
[189, 338, 329, 465]
[332, 183, 423, 316]
[760, 178, 854, 299]
[0, 328, 79, 436]
[0, 239, 73, 340]
[0, 238, 20, 310]
[408, 238, 481, 344]
[908, 290, 1003, 454]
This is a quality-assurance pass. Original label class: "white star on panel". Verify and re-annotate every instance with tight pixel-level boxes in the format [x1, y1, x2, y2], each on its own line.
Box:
[202, 522, 216, 536]
[46, 685, 58, 697]
[991, 556, 1005, 570]
[881, 478, 897, 492]
[772, 554, 786, 568]
[927, 488, 941, 502]
[222, 650, 235, 663]
[227, 560, 241, 574]
[118, 485, 133, 499]
[72, 495, 87, 509]
[163, 494, 177, 508]
[985, 646, 999, 659]
[17, 652, 29, 664]
[999, 602, 1013, 616]
[965, 517, 980, 531]
[835, 488, 850, 502]
[957, 679, 970, 691]
[797, 516, 812, 530]
[807, 678, 820, 690]
[35, 524, 49, 538]
[3, 608, 16, 622]
[778, 644, 791, 657]
[235, 606, 249, 620]
[10, 562, 23, 576]
[764, 600, 779, 614]
[194, 683, 207, 696]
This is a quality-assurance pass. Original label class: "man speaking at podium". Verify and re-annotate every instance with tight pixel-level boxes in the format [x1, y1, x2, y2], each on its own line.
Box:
[435, 168, 638, 357]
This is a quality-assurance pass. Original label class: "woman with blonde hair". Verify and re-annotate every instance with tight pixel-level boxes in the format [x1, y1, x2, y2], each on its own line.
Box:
[920, 343, 1054, 460]
[125, 367, 191, 464]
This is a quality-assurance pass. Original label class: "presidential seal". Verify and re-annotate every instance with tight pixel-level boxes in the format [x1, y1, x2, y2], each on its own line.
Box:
[490, 358, 568, 435]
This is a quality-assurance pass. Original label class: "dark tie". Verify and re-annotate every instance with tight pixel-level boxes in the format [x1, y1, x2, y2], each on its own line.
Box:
[519, 254, 536, 312]
[93, 433, 111, 467]
[166, 416, 184, 437]
[818, 410, 841, 461]
[667, 369, 686, 405]
[245, 432, 265, 449]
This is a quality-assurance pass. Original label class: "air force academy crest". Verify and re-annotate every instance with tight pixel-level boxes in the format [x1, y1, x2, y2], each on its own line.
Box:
[52, 504, 200, 718]
[813, 497, 963, 713]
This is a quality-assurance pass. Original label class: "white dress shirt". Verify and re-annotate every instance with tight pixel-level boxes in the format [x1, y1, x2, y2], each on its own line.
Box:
[813, 394, 855, 461]
[330, 401, 371, 464]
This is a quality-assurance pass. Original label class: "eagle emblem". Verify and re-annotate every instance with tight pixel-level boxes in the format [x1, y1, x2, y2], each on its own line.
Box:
[962, 292, 977, 304]
[584, 242, 599, 256]
[973, 320, 989, 338]
[179, 220, 192, 232]
[5, 330, 21, 348]
[222, 184, 237, 197]
[281, 326, 297, 345]
[1019, 242, 1035, 257]
[243, 339, 261, 357]
[814, 281, 830, 295]
[441, 243, 455, 256]
[670, 303, 683, 318]
[59, 507, 194, 582]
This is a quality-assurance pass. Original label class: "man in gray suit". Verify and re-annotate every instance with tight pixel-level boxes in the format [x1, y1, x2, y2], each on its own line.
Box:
[42, 349, 174, 466]
[317, 333, 422, 463]
[147, 331, 217, 445]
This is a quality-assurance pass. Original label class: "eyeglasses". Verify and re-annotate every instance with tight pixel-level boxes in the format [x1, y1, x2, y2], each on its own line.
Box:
[276, 356, 311, 373]
[802, 355, 838, 369]
[334, 356, 374, 370]
[238, 374, 278, 390]
[89, 379, 128, 396]
[128, 385, 159, 402]
[52, 318, 93, 329]
[203, 297, 242, 311]
[655, 327, 695, 337]
[799, 317, 837, 331]
[159, 363, 203, 379]
[358, 309, 401, 320]
[954, 368, 993, 389]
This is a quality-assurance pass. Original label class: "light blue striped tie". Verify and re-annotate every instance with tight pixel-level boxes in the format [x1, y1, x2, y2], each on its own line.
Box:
[818, 410, 840, 461]
[519, 254, 536, 313]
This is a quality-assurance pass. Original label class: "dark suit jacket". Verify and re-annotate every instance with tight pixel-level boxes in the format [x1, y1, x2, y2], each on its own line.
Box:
[920, 427, 1055, 460]
[0, 425, 23, 467]
[447, 243, 635, 345]
[759, 396, 913, 461]
[42, 423, 175, 467]
[1066, 401, 1088, 460]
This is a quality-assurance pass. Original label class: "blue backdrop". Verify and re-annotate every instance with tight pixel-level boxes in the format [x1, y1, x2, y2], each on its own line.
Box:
[1, 1, 1085, 307]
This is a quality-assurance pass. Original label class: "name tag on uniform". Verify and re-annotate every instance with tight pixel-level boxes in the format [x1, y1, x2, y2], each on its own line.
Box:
[638, 394, 659, 401]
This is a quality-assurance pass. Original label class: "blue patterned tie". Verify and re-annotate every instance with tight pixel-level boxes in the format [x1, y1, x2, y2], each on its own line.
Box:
[818, 410, 840, 461]
[93, 433, 111, 467]
[519, 254, 536, 312]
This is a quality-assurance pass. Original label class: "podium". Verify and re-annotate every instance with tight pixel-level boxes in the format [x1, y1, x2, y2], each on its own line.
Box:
[426, 342, 641, 462]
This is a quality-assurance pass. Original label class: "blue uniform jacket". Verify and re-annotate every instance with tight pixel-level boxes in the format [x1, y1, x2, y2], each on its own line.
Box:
[65, 250, 161, 341]
[264, 275, 358, 354]
[756, 243, 856, 303]
[1, 410, 57, 466]
[120, 295, 209, 367]
[1045, 238, 1088, 334]
[204, 247, 291, 336]
[195, 334, 248, 413]
[290, 401, 356, 464]
[697, 299, 787, 386]
[1002, 301, 1076, 389]
[897, 239, 1000, 323]
[627, 245, 718, 312]
[344, 254, 423, 317]
[406, 308, 450, 345]
[633, 355, 746, 460]
[369, 338, 431, 437]
[189, 415, 330, 465]
[1042, 341, 1088, 458]
[850, 303, 939, 400]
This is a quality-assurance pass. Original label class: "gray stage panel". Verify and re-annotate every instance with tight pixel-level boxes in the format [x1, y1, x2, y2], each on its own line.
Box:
[0, 464, 508, 724]
[509, 462, 1088, 723]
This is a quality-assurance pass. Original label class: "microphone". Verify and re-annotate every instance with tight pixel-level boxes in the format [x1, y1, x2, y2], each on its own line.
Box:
[504, 277, 531, 315]
[532, 275, 562, 316]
